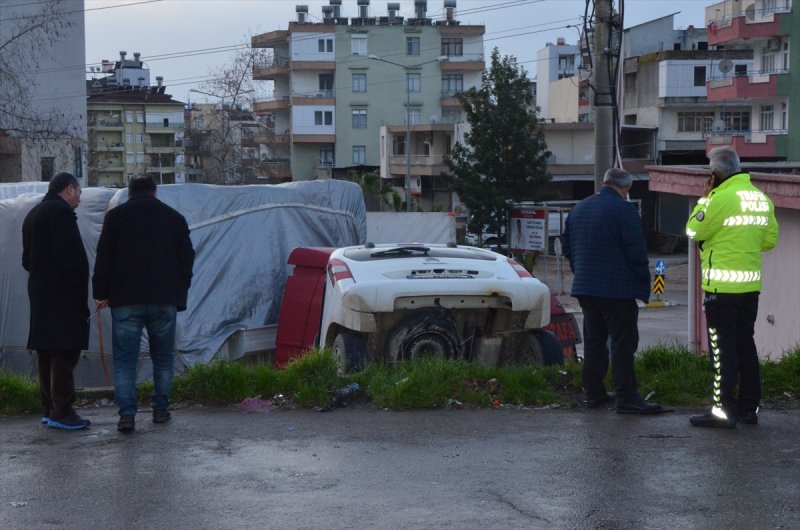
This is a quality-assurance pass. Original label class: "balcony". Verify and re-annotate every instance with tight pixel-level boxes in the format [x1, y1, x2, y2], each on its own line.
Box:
[441, 55, 484, 72]
[145, 121, 183, 133]
[292, 91, 335, 105]
[293, 133, 336, 143]
[252, 30, 289, 48]
[388, 155, 450, 176]
[261, 160, 292, 180]
[90, 118, 123, 130]
[253, 96, 290, 113]
[145, 145, 179, 154]
[708, 3, 791, 46]
[707, 70, 785, 101]
[253, 57, 290, 80]
[705, 130, 781, 157]
[93, 142, 125, 151]
[441, 90, 466, 107]
[255, 131, 291, 144]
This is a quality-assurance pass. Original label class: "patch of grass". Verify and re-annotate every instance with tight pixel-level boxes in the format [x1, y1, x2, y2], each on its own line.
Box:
[634, 344, 713, 405]
[0, 370, 39, 415]
[280, 348, 340, 407]
[761, 348, 800, 399]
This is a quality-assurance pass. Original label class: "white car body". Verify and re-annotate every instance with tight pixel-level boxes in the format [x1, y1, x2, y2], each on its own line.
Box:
[317, 243, 553, 370]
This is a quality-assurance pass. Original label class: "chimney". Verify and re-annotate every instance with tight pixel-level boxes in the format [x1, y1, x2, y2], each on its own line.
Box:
[330, 0, 341, 18]
[119, 50, 127, 62]
[322, 5, 333, 20]
[122, 78, 131, 87]
[387, 2, 399, 22]
[133, 52, 141, 61]
[358, 0, 369, 18]
[138, 76, 146, 87]
[415, 0, 427, 18]
[156, 76, 163, 87]
[296, 4, 308, 23]
[556, 37, 566, 46]
[444, 0, 456, 21]
[101, 60, 114, 73]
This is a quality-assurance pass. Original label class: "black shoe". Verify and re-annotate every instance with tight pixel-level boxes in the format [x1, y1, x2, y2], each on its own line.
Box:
[118, 415, 135, 433]
[585, 392, 616, 409]
[689, 412, 736, 429]
[153, 409, 171, 424]
[738, 411, 758, 425]
[616, 399, 663, 415]
[48, 414, 90, 430]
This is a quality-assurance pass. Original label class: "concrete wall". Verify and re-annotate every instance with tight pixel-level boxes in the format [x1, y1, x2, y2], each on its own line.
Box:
[547, 78, 579, 123]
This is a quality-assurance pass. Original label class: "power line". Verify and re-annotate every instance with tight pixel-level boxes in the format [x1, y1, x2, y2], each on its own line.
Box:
[0, 0, 164, 22]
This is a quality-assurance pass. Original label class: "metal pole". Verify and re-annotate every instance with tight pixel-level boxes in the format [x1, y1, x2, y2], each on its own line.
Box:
[593, 0, 614, 192]
[405, 70, 412, 212]
[688, 201, 699, 354]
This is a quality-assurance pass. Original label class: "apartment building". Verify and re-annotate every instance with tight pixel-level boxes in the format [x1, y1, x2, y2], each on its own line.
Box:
[535, 38, 581, 123]
[705, 0, 797, 160]
[251, 0, 484, 209]
[0, 0, 87, 184]
[86, 52, 185, 187]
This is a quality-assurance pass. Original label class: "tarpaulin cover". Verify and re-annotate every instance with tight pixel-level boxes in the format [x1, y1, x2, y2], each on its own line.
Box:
[0, 180, 366, 371]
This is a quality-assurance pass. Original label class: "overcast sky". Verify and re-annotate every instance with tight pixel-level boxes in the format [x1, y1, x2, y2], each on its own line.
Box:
[85, 0, 710, 103]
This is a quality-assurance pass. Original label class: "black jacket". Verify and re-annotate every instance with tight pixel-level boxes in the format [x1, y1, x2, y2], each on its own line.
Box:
[93, 195, 195, 311]
[22, 193, 90, 350]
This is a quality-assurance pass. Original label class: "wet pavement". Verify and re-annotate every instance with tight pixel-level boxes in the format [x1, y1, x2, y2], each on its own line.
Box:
[1, 405, 798, 529]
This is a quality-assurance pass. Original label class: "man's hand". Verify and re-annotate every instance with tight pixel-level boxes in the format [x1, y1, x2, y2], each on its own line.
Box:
[94, 299, 108, 309]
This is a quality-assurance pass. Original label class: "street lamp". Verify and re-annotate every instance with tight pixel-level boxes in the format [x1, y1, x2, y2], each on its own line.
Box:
[368, 54, 448, 212]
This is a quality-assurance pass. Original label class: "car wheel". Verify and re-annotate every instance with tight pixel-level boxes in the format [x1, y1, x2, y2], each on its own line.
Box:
[516, 330, 564, 366]
[332, 332, 367, 374]
[386, 311, 461, 363]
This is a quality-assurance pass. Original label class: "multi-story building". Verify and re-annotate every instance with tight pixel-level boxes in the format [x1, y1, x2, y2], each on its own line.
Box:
[535, 38, 581, 123]
[251, 0, 484, 209]
[0, 0, 87, 184]
[705, 0, 796, 160]
[86, 52, 185, 187]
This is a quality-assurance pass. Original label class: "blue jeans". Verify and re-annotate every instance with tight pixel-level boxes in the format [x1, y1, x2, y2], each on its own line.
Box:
[111, 304, 177, 417]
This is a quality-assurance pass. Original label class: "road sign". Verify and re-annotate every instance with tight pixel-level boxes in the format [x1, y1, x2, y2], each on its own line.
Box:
[655, 259, 667, 275]
[653, 275, 665, 295]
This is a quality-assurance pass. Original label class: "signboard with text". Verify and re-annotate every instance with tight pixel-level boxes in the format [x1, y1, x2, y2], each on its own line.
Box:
[509, 208, 546, 252]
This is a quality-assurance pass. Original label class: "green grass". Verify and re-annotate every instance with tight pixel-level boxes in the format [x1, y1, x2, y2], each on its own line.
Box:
[0, 370, 40, 415]
[2, 346, 798, 416]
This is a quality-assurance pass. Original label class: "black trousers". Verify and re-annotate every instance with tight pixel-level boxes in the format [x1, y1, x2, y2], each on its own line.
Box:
[577, 296, 641, 402]
[36, 349, 81, 421]
[703, 292, 761, 417]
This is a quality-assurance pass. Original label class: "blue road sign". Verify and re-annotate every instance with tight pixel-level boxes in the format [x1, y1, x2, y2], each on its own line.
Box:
[655, 259, 667, 275]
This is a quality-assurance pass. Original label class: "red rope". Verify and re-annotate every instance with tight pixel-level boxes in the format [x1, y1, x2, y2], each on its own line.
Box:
[97, 310, 110, 386]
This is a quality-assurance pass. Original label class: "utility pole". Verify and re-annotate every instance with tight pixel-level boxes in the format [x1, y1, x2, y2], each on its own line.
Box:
[593, 0, 615, 192]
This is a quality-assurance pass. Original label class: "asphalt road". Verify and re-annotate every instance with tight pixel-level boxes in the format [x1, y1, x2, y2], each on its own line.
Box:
[1, 405, 798, 529]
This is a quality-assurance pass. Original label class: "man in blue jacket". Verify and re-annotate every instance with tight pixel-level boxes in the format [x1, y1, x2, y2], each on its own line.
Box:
[562, 168, 662, 414]
[93, 176, 195, 433]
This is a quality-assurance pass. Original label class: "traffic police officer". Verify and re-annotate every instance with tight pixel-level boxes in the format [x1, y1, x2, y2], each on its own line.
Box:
[686, 146, 778, 428]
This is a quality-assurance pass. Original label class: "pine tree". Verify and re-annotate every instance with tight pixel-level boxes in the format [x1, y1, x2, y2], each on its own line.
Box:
[446, 48, 551, 244]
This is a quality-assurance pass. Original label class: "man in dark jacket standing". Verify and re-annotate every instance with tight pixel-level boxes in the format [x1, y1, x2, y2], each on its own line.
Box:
[22, 172, 91, 430]
[93, 176, 195, 433]
[562, 168, 662, 414]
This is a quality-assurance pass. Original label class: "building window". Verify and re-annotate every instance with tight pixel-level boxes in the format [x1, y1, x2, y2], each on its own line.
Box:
[677, 111, 714, 133]
[408, 109, 421, 125]
[407, 72, 421, 93]
[721, 110, 750, 131]
[693, 66, 706, 87]
[441, 38, 463, 56]
[735, 64, 748, 77]
[406, 37, 420, 56]
[352, 146, 366, 165]
[762, 48, 777, 73]
[136, 133, 144, 143]
[40, 157, 55, 182]
[392, 135, 405, 155]
[442, 109, 461, 124]
[442, 74, 463, 97]
[781, 102, 788, 130]
[320, 145, 334, 166]
[314, 110, 333, 126]
[351, 34, 367, 55]
[126, 111, 134, 123]
[136, 111, 144, 123]
[352, 73, 367, 92]
[136, 152, 145, 164]
[126, 133, 133, 144]
[126, 152, 134, 164]
[318, 38, 333, 53]
[319, 73, 334, 94]
[697, 41, 708, 50]
[760, 104, 774, 131]
[352, 109, 367, 129]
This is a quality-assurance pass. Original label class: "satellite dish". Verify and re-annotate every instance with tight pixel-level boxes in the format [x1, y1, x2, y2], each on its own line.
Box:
[745, 4, 756, 20]
[718, 59, 733, 74]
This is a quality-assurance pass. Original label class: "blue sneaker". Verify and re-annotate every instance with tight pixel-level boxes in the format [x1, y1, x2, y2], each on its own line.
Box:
[47, 415, 90, 430]
[41, 417, 49, 425]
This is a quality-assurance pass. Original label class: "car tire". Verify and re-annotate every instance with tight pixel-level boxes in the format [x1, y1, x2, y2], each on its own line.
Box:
[386, 310, 461, 363]
[332, 332, 367, 374]
[516, 330, 564, 366]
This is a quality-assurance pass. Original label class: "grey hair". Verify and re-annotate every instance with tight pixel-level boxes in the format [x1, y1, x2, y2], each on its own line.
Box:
[708, 146, 741, 178]
[602, 168, 633, 189]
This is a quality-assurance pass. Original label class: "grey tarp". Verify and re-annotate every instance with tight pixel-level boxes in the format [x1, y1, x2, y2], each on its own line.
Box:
[0, 180, 366, 379]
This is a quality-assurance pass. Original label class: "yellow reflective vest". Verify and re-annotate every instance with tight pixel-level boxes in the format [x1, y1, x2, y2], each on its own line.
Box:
[686, 172, 778, 293]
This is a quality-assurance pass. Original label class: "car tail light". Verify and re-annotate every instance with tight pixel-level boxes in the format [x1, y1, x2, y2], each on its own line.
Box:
[328, 258, 354, 286]
[507, 258, 533, 278]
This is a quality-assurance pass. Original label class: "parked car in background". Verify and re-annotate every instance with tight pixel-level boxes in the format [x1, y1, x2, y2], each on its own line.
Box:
[275, 243, 581, 373]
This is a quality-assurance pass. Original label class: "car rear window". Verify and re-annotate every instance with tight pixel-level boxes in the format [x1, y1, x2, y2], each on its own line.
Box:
[344, 246, 497, 262]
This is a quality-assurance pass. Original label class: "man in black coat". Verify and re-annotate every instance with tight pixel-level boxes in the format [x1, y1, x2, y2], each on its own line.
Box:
[22, 172, 91, 430]
[93, 176, 195, 433]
